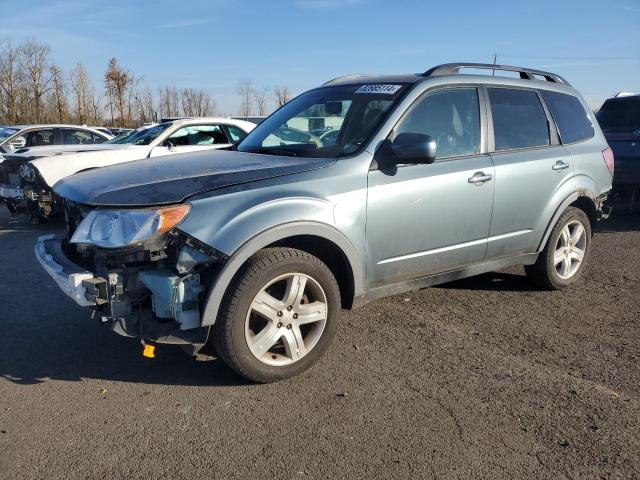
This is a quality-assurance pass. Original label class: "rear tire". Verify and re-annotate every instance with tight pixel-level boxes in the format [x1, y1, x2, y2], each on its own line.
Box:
[213, 247, 340, 383]
[525, 207, 592, 290]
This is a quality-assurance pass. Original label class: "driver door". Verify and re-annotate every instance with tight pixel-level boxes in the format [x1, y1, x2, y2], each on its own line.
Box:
[366, 87, 495, 287]
[149, 124, 232, 157]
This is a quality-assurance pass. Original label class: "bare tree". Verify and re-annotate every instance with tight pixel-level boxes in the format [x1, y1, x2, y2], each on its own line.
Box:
[140, 86, 156, 123]
[274, 85, 291, 107]
[104, 58, 132, 127]
[70, 63, 93, 124]
[253, 87, 270, 116]
[0, 39, 23, 124]
[47, 63, 68, 123]
[20, 40, 54, 123]
[181, 88, 215, 117]
[159, 85, 180, 118]
[236, 79, 253, 117]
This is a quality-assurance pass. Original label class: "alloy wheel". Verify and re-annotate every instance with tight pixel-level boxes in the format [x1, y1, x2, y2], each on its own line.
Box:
[244, 273, 328, 366]
[554, 220, 587, 280]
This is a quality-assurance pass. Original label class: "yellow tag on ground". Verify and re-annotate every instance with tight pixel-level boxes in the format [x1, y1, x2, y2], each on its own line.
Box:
[143, 344, 156, 358]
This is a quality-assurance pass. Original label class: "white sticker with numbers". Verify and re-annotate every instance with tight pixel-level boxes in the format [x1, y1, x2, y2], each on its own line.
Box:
[354, 84, 402, 94]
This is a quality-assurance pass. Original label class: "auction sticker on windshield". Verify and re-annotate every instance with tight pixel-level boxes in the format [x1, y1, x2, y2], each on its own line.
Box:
[355, 84, 402, 94]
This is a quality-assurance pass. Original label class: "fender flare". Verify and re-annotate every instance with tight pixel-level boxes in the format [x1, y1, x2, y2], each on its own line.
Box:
[536, 190, 599, 252]
[200, 221, 365, 327]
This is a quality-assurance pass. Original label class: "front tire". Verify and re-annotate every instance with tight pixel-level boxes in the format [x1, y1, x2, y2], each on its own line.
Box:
[213, 247, 341, 383]
[525, 207, 592, 289]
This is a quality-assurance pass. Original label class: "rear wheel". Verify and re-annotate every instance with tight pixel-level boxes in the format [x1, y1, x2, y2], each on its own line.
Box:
[213, 247, 340, 383]
[525, 207, 591, 289]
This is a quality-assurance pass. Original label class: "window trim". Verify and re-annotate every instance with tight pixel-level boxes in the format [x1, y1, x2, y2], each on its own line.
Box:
[387, 84, 488, 163]
[539, 90, 595, 146]
[484, 85, 560, 154]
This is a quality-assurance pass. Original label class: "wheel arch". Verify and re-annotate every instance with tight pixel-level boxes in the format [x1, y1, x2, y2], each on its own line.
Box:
[200, 222, 365, 327]
[536, 190, 599, 252]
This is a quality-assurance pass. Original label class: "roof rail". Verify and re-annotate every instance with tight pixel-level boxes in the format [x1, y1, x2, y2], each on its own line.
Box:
[322, 74, 375, 86]
[422, 63, 571, 86]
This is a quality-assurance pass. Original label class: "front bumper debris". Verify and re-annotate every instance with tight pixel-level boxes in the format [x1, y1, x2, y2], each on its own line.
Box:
[35, 234, 96, 307]
[34, 233, 214, 351]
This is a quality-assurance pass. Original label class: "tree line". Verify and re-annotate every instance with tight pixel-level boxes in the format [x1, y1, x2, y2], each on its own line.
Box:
[0, 38, 291, 128]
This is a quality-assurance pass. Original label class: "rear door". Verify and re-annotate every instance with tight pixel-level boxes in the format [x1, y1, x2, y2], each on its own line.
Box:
[485, 87, 574, 259]
[148, 124, 232, 157]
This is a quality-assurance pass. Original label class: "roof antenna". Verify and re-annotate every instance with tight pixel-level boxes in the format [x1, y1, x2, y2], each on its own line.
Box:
[492, 53, 497, 76]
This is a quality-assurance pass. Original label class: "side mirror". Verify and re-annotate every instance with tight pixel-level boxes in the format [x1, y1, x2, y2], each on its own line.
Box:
[165, 140, 176, 151]
[10, 136, 26, 149]
[390, 133, 437, 164]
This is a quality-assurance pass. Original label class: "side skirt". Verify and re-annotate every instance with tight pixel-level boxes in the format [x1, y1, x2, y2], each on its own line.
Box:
[352, 252, 539, 308]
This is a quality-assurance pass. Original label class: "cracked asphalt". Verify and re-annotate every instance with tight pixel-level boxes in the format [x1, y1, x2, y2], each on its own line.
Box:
[0, 204, 639, 479]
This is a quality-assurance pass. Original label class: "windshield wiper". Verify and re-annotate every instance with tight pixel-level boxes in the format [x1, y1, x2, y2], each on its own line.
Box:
[248, 147, 299, 157]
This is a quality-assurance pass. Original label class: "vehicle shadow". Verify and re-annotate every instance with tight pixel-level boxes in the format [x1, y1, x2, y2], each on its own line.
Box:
[0, 318, 247, 387]
[435, 270, 543, 293]
[596, 207, 640, 233]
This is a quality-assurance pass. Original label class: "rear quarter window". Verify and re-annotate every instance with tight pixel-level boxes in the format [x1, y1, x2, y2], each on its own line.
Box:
[542, 91, 594, 144]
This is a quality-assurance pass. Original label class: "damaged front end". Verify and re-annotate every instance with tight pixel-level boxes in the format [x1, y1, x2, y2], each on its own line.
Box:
[0, 156, 57, 222]
[35, 201, 227, 355]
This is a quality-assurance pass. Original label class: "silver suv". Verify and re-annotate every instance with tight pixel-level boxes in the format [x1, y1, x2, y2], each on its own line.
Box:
[36, 63, 613, 382]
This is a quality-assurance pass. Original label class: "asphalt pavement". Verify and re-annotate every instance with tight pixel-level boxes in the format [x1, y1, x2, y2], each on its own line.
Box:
[0, 205, 639, 479]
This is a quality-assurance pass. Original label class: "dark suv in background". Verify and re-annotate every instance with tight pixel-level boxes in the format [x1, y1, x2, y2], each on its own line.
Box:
[597, 95, 640, 200]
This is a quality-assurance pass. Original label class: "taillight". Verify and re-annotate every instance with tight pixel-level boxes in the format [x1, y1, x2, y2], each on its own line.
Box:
[602, 147, 614, 176]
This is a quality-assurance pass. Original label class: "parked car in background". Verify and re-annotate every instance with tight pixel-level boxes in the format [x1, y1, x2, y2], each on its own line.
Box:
[0, 117, 255, 221]
[596, 94, 640, 199]
[35, 63, 612, 382]
[92, 127, 134, 137]
[0, 124, 111, 155]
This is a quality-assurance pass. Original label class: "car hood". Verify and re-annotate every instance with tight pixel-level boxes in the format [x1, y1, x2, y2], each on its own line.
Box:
[54, 150, 336, 206]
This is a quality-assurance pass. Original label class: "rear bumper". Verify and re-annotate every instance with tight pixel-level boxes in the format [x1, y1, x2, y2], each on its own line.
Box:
[34, 234, 96, 307]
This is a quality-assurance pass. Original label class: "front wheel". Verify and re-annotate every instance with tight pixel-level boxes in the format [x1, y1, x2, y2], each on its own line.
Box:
[213, 247, 340, 383]
[525, 207, 592, 289]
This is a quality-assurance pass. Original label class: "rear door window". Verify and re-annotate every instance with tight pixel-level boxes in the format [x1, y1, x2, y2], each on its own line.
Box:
[488, 88, 550, 151]
[225, 125, 248, 144]
[61, 129, 99, 145]
[542, 91, 594, 143]
[91, 132, 107, 144]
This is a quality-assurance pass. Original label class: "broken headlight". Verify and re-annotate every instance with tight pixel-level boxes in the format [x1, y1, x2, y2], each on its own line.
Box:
[70, 204, 191, 248]
[19, 163, 37, 182]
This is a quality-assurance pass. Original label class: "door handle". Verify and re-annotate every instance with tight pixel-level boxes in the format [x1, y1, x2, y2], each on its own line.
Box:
[468, 171, 493, 185]
[552, 160, 570, 171]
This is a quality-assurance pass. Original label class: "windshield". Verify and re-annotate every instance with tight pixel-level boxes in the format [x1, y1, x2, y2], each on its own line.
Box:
[0, 127, 19, 143]
[597, 97, 640, 131]
[238, 84, 408, 158]
[105, 123, 172, 145]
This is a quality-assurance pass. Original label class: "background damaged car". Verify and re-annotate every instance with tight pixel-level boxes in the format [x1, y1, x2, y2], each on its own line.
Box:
[0, 117, 255, 221]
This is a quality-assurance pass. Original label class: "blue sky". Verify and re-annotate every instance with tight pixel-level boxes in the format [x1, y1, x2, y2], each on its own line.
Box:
[1, 0, 639, 114]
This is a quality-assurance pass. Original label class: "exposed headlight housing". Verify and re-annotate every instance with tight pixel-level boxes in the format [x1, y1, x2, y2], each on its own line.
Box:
[70, 204, 191, 248]
[19, 163, 37, 182]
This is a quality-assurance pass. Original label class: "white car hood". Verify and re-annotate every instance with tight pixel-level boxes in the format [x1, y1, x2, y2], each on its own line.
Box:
[31, 146, 151, 187]
[10, 143, 132, 157]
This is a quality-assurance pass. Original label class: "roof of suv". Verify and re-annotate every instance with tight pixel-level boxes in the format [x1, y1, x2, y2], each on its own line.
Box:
[323, 62, 572, 90]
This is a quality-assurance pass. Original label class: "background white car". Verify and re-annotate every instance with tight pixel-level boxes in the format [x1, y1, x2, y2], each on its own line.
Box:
[0, 124, 112, 156]
[0, 117, 255, 220]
